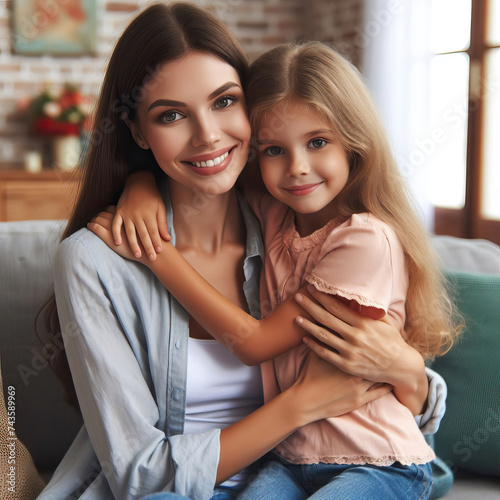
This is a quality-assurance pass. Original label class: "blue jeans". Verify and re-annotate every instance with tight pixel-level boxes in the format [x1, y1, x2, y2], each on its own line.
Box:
[140, 484, 244, 500]
[237, 455, 433, 500]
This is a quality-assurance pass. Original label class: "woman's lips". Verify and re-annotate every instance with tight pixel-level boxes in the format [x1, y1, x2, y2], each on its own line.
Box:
[283, 183, 322, 196]
[184, 146, 236, 176]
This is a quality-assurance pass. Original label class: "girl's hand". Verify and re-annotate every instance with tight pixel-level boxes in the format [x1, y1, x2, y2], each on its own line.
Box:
[113, 171, 171, 262]
[291, 351, 391, 426]
[295, 285, 428, 415]
[88, 207, 149, 264]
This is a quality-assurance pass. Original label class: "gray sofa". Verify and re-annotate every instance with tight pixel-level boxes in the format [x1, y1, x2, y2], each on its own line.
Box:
[1, 220, 499, 498]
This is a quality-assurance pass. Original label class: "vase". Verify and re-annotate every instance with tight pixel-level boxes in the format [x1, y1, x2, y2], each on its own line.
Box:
[53, 135, 81, 170]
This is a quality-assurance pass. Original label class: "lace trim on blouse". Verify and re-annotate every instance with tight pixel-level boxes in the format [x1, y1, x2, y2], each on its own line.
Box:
[277, 450, 436, 466]
[306, 274, 387, 311]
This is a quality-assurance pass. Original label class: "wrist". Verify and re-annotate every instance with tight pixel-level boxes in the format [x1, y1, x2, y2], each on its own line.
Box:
[277, 385, 308, 430]
[384, 343, 424, 390]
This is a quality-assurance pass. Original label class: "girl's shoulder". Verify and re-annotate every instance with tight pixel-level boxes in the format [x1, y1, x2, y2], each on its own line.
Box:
[332, 212, 400, 246]
[324, 212, 404, 262]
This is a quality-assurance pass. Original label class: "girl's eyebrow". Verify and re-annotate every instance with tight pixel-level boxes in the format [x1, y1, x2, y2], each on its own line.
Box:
[147, 82, 241, 113]
[305, 129, 332, 137]
[257, 128, 333, 145]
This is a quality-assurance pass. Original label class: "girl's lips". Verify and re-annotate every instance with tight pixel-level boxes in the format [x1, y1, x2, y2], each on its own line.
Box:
[184, 146, 236, 176]
[283, 183, 322, 196]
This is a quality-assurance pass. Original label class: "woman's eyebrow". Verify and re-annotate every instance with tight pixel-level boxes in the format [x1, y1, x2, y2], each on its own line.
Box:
[147, 82, 240, 112]
[148, 99, 186, 112]
[208, 82, 240, 100]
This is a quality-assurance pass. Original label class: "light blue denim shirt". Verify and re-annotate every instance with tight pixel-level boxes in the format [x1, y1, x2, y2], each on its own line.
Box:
[38, 181, 446, 500]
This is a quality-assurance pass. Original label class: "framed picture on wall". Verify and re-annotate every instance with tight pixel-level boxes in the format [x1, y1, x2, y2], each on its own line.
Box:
[11, 0, 97, 56]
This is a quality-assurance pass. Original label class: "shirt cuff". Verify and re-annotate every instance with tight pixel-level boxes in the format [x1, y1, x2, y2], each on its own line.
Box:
[414, 367, 447, 435]
[169, 428, 221, 500]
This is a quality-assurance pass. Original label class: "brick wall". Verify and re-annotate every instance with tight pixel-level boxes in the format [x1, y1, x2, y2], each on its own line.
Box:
[0, 0, 364, 168]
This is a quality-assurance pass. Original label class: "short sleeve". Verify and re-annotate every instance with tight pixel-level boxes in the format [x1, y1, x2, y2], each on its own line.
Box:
[306, 216, 399, 320]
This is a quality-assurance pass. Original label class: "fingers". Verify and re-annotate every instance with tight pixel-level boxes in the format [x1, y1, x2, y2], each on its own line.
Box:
[135, 218, 157, 262]
[298, 316, 344, 350]
[362, 383, 392, 403]
[301, 335, 347, 372]
[306, 286, 365, 328]
[157, 206, 171, 242]
[112, 213, 123, 245]
[124, 218, 141, 258]
[295, 290, 353, 340]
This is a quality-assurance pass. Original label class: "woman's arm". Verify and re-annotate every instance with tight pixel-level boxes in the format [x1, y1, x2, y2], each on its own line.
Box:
[294, 287, 429, 416]
[53, 231, 390, 497]
[216, 351, 391, 484]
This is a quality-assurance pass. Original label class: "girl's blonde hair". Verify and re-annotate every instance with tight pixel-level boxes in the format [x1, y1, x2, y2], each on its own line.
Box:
[245, 41, 462, 359]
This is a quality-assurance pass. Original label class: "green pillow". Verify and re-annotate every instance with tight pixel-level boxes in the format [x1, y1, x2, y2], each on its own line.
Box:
[430, 271, 500, 477]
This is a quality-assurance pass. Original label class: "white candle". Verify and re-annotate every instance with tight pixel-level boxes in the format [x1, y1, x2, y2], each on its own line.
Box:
[24, 151, 42, 173]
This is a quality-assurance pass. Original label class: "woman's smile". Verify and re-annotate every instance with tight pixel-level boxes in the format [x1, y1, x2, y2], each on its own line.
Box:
[130, 51, 251, 194]
[183, 145, 236, 176]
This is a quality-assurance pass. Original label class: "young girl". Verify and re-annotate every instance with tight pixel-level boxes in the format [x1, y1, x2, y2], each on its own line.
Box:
[90, 42, 460, 498]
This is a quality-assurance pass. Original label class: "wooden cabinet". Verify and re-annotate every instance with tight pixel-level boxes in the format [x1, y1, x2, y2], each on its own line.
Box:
[0, 169, 81, 221]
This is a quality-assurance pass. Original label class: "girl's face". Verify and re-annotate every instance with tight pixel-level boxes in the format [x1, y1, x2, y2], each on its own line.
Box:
[257, 101, 349, 223]
[130, 51, 251, 196]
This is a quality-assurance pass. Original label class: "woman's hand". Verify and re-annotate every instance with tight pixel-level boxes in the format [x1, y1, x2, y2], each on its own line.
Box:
[295, 286, 428, 415]
[113, 171, 171, 261]
[88, 207, 149, 264]
[290, 351, 391, 426]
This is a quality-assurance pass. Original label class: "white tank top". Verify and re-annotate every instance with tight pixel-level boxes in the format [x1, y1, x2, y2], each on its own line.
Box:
[184, 337, 263, 488]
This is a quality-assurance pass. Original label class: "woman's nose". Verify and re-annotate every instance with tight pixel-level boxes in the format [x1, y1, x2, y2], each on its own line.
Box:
[191, 113, 221, 148]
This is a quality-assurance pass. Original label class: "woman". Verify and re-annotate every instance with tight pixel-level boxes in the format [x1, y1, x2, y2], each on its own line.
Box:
[38, 3, 445, 499]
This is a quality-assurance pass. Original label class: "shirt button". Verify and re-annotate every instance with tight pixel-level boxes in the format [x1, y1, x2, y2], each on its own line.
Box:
[175, 339, 181, 349]
[172, 388, 181, 402]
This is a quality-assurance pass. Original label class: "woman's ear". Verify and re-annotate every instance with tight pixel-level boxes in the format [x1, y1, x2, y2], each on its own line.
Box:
[121, 112, 150, 150]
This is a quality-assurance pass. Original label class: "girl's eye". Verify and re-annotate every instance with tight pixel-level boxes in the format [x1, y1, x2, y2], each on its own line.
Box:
[309, 138, 327, 149]
[214, 96, 236, 109]
[263, 146, 284, 157]
[158, 111, 183, 123]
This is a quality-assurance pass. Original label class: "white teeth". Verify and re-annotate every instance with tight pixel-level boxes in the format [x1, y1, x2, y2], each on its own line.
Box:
[191, 150, 229, 168]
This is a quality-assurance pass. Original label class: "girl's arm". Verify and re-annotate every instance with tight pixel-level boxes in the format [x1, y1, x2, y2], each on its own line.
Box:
[89, 209, 428, 416]
[92, 208, 308, 365]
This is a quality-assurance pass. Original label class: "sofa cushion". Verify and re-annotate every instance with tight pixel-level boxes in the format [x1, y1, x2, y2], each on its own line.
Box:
[430, 270, 500, 478]
[0, 220, 82, 474]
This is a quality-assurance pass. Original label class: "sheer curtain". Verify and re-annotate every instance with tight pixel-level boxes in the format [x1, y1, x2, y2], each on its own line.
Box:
[361, 0, 434, 229]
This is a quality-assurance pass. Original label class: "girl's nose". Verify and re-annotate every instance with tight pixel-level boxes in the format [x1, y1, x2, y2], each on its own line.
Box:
[287, 154, 309, 177]
[191, 113, 221, 148]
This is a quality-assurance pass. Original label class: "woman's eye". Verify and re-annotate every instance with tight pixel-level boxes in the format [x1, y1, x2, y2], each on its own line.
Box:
[309, 138, 327, 149]
[214, 96, 235, 109]
[263, 146, 284, 157]
[159, 111, 183, 123]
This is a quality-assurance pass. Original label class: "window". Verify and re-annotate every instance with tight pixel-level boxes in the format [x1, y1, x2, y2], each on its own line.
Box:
[430, 0, 500, 244]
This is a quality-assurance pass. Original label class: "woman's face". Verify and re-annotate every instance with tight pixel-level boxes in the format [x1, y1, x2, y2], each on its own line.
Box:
[130, 51, 251, 196]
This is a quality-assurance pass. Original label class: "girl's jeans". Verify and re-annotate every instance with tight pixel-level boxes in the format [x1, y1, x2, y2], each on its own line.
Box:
[237, 454, 433, 500]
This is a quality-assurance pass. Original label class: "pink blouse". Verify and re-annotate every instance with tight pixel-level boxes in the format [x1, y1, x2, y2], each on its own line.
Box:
[251, 192, 435, 466]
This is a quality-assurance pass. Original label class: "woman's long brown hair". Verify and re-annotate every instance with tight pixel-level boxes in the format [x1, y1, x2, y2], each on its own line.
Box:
[38, 2, 248, 408]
